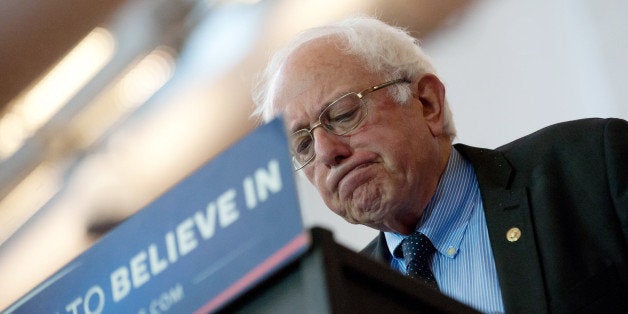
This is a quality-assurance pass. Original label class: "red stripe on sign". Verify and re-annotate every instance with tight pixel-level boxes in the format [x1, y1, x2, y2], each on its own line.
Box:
[194, 232, 310, 314]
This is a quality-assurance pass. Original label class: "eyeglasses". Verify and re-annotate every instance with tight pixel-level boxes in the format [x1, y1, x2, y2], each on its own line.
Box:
[289, 78, 410, 170]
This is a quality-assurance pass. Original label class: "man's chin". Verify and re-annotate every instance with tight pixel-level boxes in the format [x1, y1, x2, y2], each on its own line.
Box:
[341, 207, 387, 230]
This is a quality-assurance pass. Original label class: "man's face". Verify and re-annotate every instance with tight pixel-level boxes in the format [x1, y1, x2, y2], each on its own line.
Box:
[274, 39, 449, 234]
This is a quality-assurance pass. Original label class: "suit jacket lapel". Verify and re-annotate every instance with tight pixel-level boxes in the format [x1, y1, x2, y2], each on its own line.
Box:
[362, 231, 392, 264]
[455, 144, 549, 313]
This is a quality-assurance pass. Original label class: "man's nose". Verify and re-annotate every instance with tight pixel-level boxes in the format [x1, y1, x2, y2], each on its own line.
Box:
[312, 127, 351, 167]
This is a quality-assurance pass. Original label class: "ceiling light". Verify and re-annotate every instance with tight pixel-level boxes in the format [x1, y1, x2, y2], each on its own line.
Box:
[0, 28, 115, 161]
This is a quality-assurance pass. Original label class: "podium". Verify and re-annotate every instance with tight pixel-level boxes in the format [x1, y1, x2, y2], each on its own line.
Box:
[219, 227, 478, 313]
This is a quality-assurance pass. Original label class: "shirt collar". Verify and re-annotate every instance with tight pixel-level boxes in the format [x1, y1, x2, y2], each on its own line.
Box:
[385, 147, 479, 259]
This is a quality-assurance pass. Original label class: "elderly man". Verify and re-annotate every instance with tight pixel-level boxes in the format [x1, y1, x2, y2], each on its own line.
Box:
[253, 16, 627, 313]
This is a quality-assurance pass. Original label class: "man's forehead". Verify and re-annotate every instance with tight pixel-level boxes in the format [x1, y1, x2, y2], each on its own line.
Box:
[274, 41, 374, 132]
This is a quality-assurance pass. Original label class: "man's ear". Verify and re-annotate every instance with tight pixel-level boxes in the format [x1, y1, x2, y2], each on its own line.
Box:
[415, 74, 446, 137]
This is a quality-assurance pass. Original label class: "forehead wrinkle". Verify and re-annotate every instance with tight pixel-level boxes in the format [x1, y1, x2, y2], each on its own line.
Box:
[280, 79, 326, 133]
[278, 73, 330, 134]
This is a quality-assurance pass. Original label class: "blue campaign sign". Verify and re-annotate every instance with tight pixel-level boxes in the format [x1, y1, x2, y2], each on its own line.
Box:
[5, 117, 309, 314]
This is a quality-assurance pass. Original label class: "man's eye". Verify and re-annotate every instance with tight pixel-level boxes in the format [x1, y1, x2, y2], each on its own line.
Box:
[329, 108, 359, 123]
[295, 137, 312, 155]
[325, 95, 361, 126]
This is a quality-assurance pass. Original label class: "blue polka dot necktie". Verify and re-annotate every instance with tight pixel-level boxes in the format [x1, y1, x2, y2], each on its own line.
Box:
[397, 231, 438, 289]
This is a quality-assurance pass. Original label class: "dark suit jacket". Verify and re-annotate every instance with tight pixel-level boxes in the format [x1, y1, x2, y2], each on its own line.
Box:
[361, 118, 628, 313]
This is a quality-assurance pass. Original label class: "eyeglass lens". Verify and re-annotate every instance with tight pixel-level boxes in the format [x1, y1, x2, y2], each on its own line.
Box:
[290, 92, 366, 169]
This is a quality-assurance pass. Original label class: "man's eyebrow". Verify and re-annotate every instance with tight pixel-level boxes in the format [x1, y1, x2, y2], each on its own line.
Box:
[289, 113, 316, 133]
[288, 88, 352, 133]
[288, 103, 325, 133]
[289, 121, 308, 134]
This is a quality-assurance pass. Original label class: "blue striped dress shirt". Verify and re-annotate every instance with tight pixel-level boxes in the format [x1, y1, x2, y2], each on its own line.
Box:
[385, 147, 505, 313]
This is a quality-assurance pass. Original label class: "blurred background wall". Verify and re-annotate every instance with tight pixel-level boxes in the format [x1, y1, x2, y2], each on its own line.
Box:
[0, 0, 626, 309]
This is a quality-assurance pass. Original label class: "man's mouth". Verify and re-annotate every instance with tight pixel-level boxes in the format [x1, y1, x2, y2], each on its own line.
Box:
[335, 161, 376, 196]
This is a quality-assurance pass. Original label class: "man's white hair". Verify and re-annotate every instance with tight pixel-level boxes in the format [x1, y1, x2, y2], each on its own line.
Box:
[252, 16, 456, 139]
